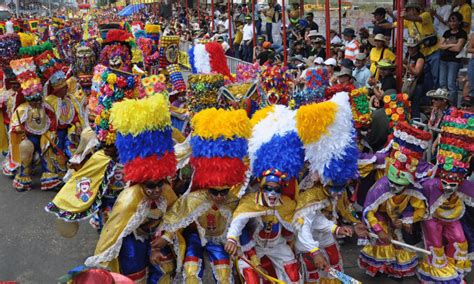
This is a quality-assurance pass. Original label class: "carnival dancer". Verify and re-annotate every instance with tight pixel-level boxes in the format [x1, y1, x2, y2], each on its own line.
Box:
[155, 108, 251, 284]
[85, 93, 178, 283]
[9, 57, 61, 191]
[0, 33, 24, 177]
[34, 50, 87, 167]
[417, 108, 474, 283]
[359, 122, 431, 278]
[293, 92, 366, 283]
[225, 104, 304, 283]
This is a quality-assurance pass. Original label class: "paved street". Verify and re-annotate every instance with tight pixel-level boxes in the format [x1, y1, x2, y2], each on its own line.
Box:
[0, 170, 471, 283]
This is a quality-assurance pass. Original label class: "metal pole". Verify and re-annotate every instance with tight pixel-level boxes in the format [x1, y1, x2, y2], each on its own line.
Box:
[282, 0, 287, 65]
[198, 0, 201, 25]
[252, 0, 256, 51]
[15, 0, 19, 18]
[338, 0, 341, 36]
[395, 0, 404, 91]
[325, 0, 330, 59]
[299, 0, 304, 17]
[228, 0, 232, 48]
[211, 0, 214, 32]
[185, 0, 189, 28]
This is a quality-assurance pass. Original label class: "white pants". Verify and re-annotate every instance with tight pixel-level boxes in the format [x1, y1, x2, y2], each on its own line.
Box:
[238, 237, 301, 283]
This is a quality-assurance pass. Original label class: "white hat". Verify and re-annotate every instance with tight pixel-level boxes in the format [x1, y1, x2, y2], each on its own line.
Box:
[324, 58, 337, 67]
[308, 30, 319, 38]
[314, 57, 324, 64]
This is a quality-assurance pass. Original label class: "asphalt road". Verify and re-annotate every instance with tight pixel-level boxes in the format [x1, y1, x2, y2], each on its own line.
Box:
[0, 170, 471, 283]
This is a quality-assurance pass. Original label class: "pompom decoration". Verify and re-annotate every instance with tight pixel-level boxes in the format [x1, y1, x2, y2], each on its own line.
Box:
[187, 74, 224, 113]
[0, 33, 21, 68]
[141, 75, 166, 96]
[236, 63, 259, 83]
[389, 121, 431, 185]
[166, 64, 186, 93]
[436, 108, 474, 183]
[10, 57, 43, 101]
[190, 108, 251, 189]
[258, 63, 293, 106]
[110, 92, 176, 183]
[349, 87, 372, 129]
[94, 68, 141, 144]
[292, 67, 330, 108]
[295, 92, 359, 185]
[383, 93, 410, 129]
[249, 105, 305, 180]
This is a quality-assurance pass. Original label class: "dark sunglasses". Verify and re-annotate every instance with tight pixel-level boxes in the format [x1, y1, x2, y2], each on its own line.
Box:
[209, 188, 230, 196]
[263, 185, 282, 194]
[144, 180, 165, 190]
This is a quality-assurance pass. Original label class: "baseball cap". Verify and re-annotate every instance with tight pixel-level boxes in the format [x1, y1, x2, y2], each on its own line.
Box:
[314, 57, 324, 64]
[372, 7, 386, 15]
[324, 58, 337, 67]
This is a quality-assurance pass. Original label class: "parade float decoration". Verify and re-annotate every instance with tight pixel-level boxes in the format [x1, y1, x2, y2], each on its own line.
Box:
[187, 74, 225, 113]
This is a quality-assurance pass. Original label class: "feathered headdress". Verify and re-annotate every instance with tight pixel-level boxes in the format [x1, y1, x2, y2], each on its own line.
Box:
[295, 92, 359, 185]
[10, 57, 43, 101]
[190, 108, 251, 189]
[436, 108, 474, 183]
[249, 104, 305, 183]
[145, 24, 161, 42]
[34, 50, 68, 89]
[188, 41, 232, 79]
[388, 122, 431, 186]
[110, 94, 177, 183]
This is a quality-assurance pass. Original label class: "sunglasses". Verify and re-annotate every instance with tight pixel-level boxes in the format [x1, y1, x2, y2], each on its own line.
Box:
[144, 180, 165, 190]
[209, 188, 230, 196]
[262, 185, 282, 194]
[441, 180, 458, 189]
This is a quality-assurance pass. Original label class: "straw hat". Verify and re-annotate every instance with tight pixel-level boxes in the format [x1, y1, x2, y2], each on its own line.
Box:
[369, 33, 388, 46]
[426, 88, 450, 100]
[377, 59, 396, 69]
[335, 67, 354, 79]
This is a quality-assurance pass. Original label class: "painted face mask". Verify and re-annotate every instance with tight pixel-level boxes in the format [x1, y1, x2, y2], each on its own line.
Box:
[262, 185, 282, 207]
[441, 179, 459, 195]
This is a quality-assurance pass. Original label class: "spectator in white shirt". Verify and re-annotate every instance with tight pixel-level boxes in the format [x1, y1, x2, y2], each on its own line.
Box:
[431, 0, 452, 36]
[330, 29, 343, 45]
[242, 15, 255, 62]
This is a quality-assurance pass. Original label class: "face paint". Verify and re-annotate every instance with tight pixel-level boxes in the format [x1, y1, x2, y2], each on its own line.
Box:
[263, 185, 282, 207]
[441, 180, 459, 195]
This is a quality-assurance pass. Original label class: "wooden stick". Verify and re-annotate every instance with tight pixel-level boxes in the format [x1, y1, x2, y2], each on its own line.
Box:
[369, 232, 432, 255]
[237, 255, 285, 284]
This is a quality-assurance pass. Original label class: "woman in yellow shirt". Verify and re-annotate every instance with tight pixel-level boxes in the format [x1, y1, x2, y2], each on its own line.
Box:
[369, 34, 396, 79]
[454, 0, 472, 33]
